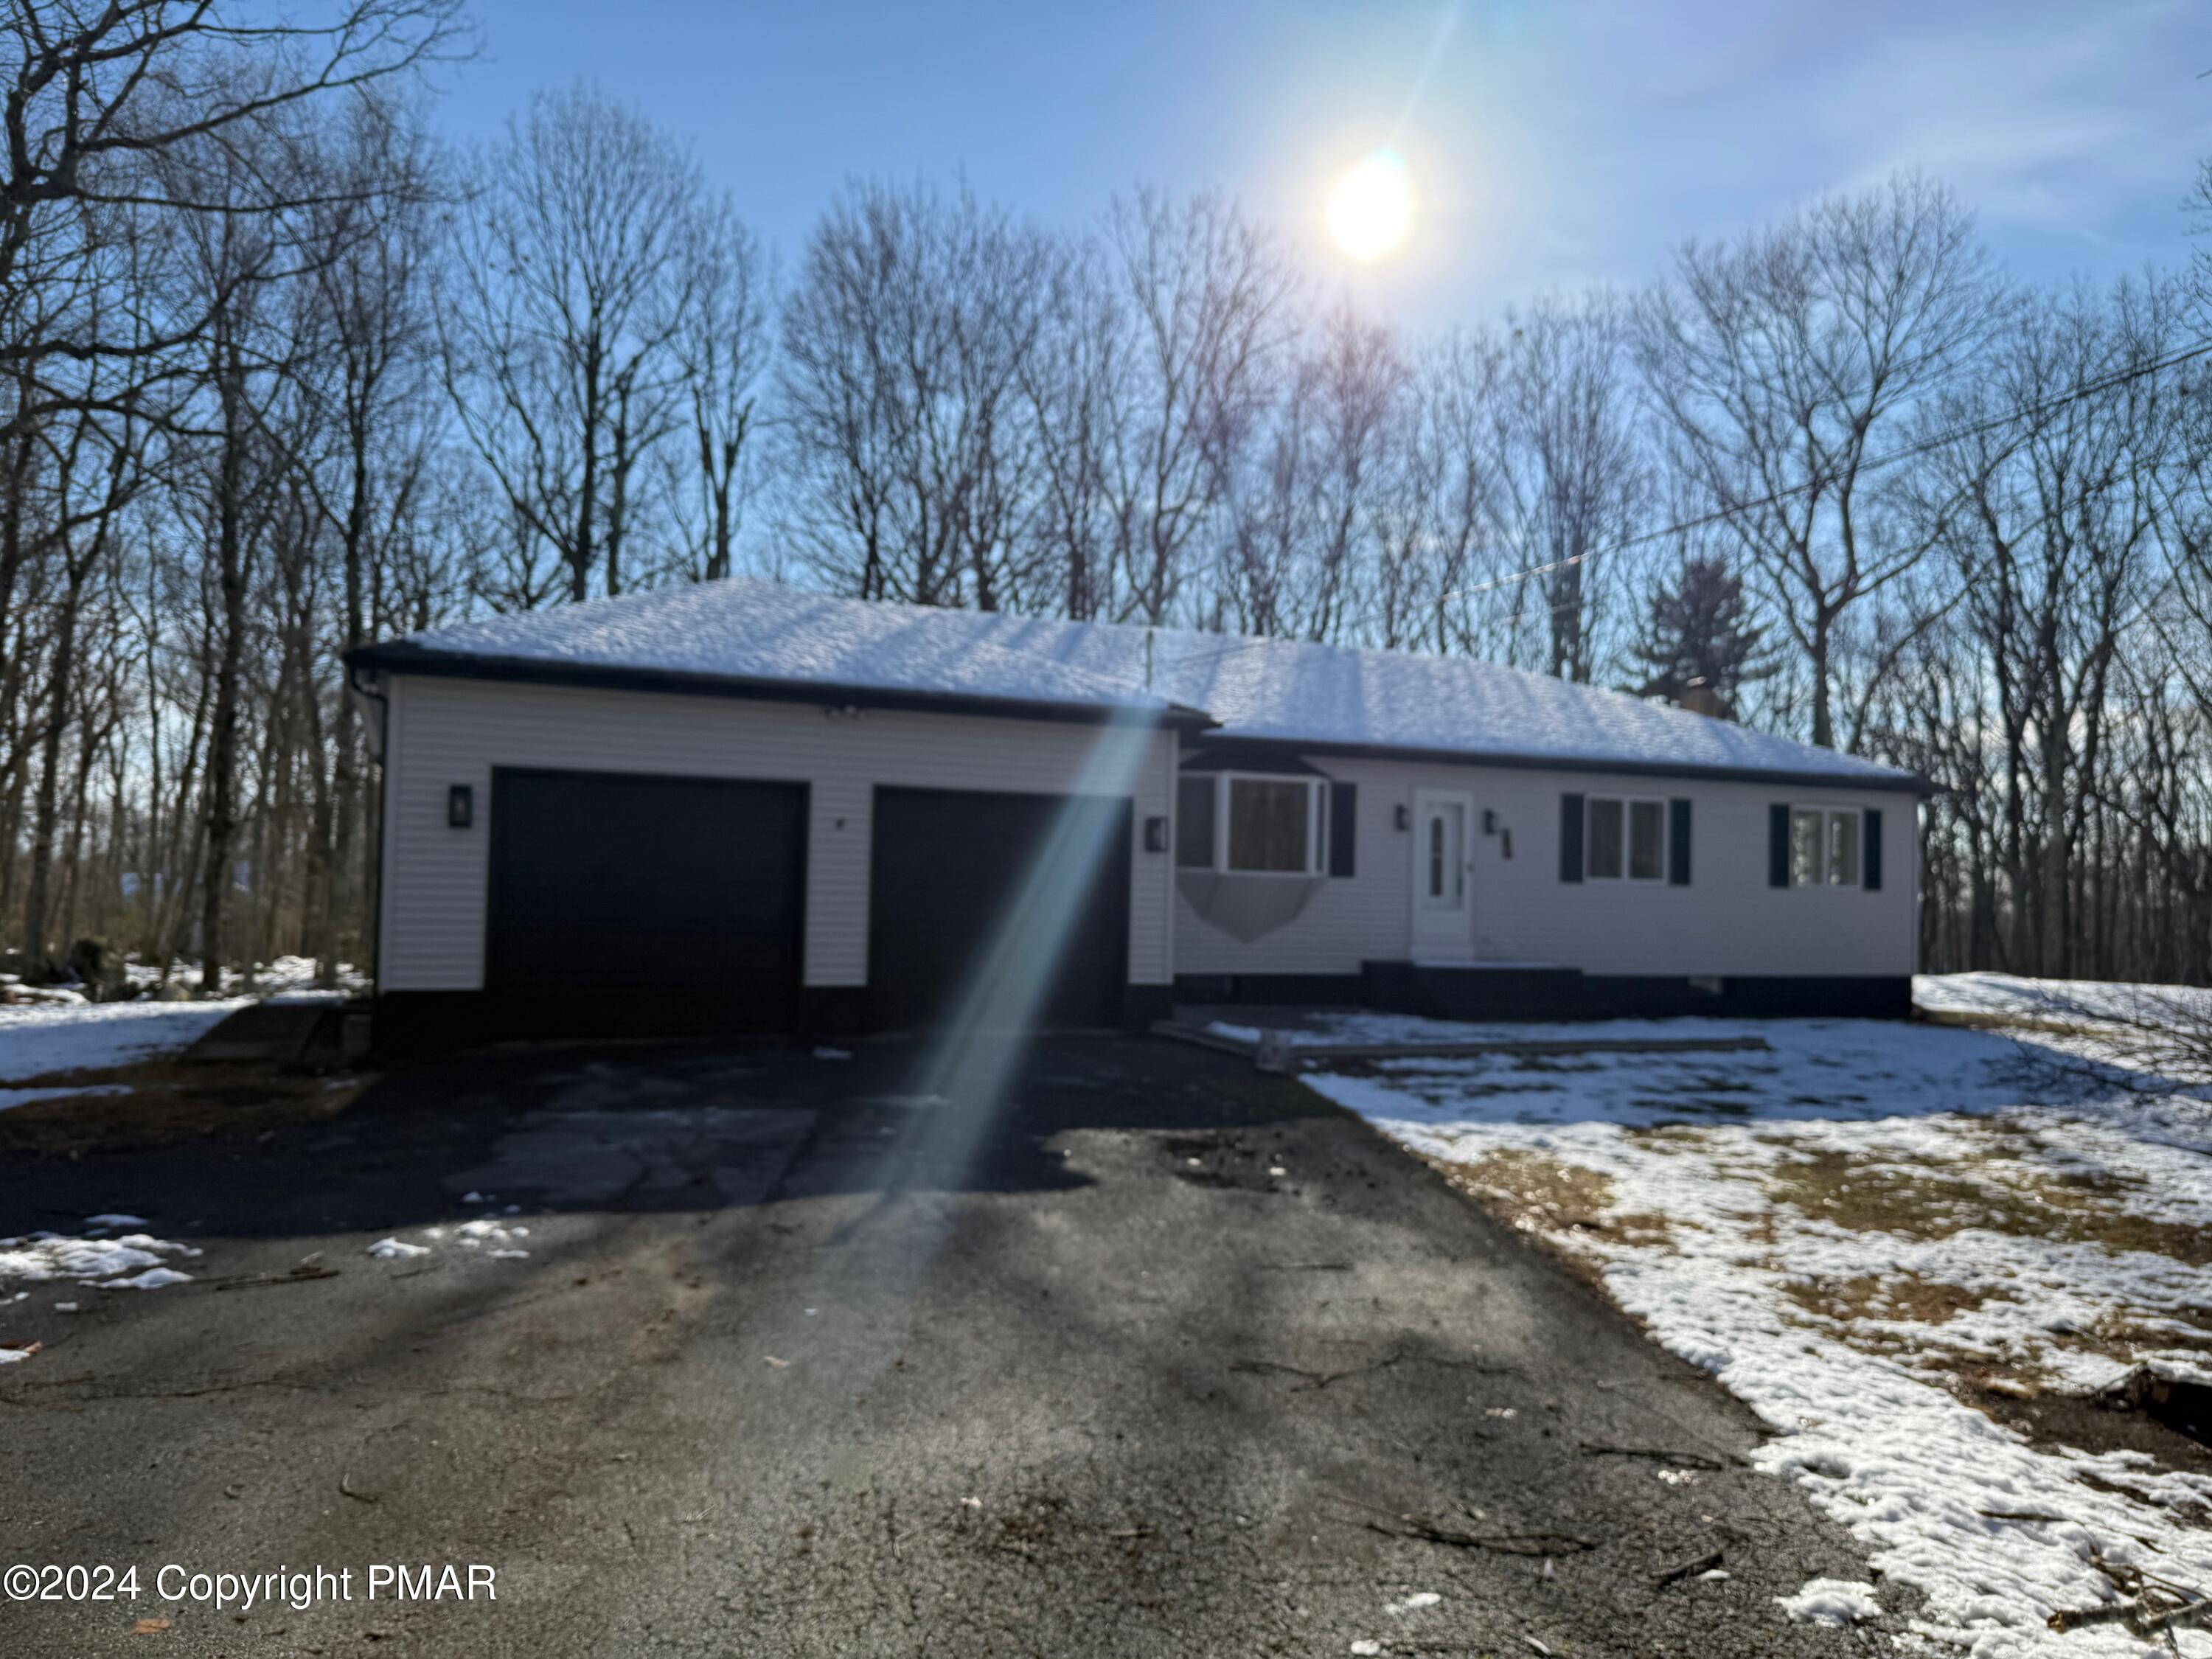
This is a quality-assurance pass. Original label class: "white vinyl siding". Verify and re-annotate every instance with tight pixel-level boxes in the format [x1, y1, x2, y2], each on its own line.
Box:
[378, 675, 1177, 992]
[1174, 754, 1914, 978]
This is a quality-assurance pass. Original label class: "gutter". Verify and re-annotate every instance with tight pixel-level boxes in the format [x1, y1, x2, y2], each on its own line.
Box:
[342, 641, 1219, 734]
[1224, 732, 1935, 797]
[340, 641, 1921, 795]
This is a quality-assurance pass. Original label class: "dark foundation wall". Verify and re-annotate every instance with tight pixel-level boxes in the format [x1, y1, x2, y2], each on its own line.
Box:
[1172, 969, 1915, 1023]
[374, 981, 1173, 1060]
[1579, 975, 1913, 1020]
[1172, 973, 1368, 1007]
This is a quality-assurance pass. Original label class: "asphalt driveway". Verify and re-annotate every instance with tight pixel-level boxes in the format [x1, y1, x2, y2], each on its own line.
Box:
[0, 1034, 1886, 1655]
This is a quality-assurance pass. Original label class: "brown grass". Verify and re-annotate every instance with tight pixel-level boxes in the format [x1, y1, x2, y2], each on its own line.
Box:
[1764, 1135, 2212, 1267]
[1783, 1271, 2008, 1328]
[1425, 1148, 1672, 1251]
[0, 1059, 369, 1155]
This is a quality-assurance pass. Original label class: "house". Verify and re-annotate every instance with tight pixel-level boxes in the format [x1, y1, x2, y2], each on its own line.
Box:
[347, 578, 1924, 1053]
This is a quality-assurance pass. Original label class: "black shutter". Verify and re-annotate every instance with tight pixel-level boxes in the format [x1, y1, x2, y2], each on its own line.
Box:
[1864, 807, 1883, 891]
[1327, 782, 1357, 877]
[1669, 799, 1691, 886]
[1175, 774, 1216, 869]
[1559, 793, 1584, 883]
[1768, 804, 1790, 888]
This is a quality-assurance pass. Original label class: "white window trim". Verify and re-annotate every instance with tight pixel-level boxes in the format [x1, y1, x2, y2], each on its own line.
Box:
[1184, 771, 1330, 876]
[1788, 804, 1863, 889]
[1586, 794, 1668, 884]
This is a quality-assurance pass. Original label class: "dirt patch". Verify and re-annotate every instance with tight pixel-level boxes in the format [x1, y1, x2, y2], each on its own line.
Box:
[1783, 1272, 2009, 1328]
[1969, 1382, 2212, 1489]
[1423, 1148, 1672, 1253]
[1765, 1143, 2212, 1266]
[0, 1060, 369, 1155]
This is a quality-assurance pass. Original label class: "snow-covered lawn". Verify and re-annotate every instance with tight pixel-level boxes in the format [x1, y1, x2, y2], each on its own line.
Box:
[1295, 994, 2212, 1658]
[1916, 972, 2212, 1031]
[0, 953, 366, 1112]
[0, 1000, 246, 1107]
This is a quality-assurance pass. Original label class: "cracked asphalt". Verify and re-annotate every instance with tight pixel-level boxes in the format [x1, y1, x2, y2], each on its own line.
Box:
[0, 1034, 1891, 1655]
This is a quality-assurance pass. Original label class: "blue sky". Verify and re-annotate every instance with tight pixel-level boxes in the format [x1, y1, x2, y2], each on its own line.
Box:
[432, 0, 2212, 330]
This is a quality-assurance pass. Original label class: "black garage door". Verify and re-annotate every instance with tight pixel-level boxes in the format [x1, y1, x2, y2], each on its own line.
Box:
[485, 768, 806, 1038]
[868, 787, 1130, 1033]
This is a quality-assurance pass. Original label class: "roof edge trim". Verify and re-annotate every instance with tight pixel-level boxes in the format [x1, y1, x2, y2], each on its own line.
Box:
[1214, 733, 1933, 795]
[345, 642, 1217, 732]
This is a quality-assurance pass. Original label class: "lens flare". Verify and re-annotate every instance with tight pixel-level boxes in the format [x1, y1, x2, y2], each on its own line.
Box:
[1326, 150, 1413, 262]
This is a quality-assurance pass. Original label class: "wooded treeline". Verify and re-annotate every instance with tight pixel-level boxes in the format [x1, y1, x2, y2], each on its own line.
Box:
[4, 3, 2211, 992]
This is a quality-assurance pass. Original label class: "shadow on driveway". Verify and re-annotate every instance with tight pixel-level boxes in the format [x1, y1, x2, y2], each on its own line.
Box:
[0, 1035, 1886, 1657]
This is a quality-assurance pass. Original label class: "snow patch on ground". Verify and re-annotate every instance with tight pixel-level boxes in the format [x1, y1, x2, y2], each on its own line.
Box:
[371, 1216, 532, 1264]
[122, 955, 366, 998]
[1915, 972, 2212, 1026]
[1775, 1578, 1882, 1627]
[102, 1265, 191, 1290]
[0, 1000, 244, 1082]
[0, 1082, 132, 1113]
[0, 956, 364, 1097]
[0, 1231, 200, 1289]
[1301, 1008, 2212, 1656]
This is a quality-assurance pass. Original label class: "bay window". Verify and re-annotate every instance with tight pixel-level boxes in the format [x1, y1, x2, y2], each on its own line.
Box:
[1175, 772, 1329, 874]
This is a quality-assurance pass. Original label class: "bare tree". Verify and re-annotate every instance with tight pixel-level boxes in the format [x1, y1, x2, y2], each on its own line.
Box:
[1217, 305, 1404, 642]
[1485, 295, 1649, 681]
[290, 96, 441, 980]
[1100, 189, 1297, 625]
[1637, 174, 1997, 748]
[442, 86, 702, 605]
[0, 0, 465, 388]
[668, 195, 771, 583]
[779, 177, 1054, 608]
[1021, 243, 1128, 619]
[1919, 276, 2195, 974]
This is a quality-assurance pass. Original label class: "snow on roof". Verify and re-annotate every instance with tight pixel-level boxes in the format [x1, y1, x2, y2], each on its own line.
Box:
[364, 580, 1178, 715]
[369, 577, 1916, 787]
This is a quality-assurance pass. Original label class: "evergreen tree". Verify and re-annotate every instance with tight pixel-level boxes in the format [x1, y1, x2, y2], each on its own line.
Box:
[1630, 555, 1773, 715]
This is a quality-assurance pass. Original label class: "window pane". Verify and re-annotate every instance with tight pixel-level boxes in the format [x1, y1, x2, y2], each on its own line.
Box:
[1175, 776, 1216, 868]
[1587, 798, 1624, 880]
[1228, 779, 1310, 872]
[1629, 800, 1664, 881]
[1791, 808, 1823, 886]
[1428, 815, 1445, 897]
[1827, 810, 1860, 886]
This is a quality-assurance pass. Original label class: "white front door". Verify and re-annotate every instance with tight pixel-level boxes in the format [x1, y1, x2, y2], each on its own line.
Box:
[1410, 790, 1473, 959]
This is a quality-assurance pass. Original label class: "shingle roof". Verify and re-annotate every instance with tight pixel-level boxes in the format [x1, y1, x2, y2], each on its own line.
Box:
[357, 577, 1920, 790]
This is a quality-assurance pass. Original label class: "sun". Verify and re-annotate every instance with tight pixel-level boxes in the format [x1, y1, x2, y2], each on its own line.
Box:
[1326, 150, 1412, 262]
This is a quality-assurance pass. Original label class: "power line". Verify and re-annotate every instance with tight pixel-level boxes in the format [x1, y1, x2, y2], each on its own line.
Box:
[1439, 333, 2212, 607]
[1122, 332, 2212, 686]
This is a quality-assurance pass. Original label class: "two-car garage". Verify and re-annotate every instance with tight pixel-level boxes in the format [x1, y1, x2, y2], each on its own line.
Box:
[475, 765, 1135, 1043]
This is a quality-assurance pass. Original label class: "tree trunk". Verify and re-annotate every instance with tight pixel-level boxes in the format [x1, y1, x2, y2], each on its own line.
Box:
[199, 345, 251, 997]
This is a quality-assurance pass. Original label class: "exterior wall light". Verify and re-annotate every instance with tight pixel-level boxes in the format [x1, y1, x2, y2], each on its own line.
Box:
[1394, 803, 1411, 831]
[448, 785, 473, 829]
[1143, 815, 1171, 852]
